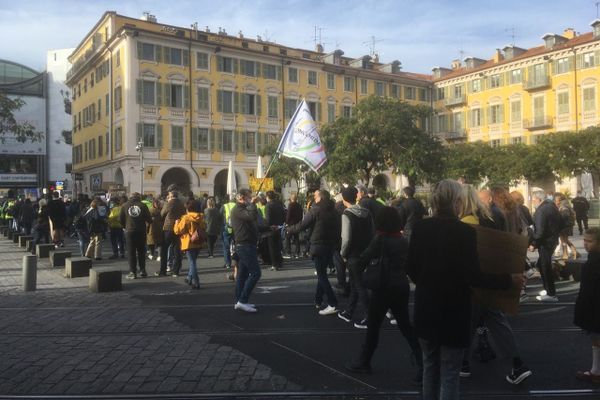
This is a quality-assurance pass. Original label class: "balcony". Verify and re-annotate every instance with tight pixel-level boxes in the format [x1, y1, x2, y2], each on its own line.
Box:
[444, 94, 467, 107]
[524, 116, 553, 130]
[523, 76, 551, 91]
[439, 129, 467, 141]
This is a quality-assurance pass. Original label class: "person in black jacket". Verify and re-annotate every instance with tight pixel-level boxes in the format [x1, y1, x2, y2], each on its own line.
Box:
[529, 190, 562, 302]
[572, 192, 590, 235]
[407, 179, 522, 400]
[47, 192, 67, 247]
[18, 198, 35, 235]
[287, 189, 340, 316]
[345, 206, 422, 383]
[397, 186, 426, 242]
[284, 193, 303, 259]
[478, 189, 506, 231]
[265, 191, 285, 271]
[120, 192, 152, 279]
[575, 228, 600, 383]
[357, 185, 382, 222]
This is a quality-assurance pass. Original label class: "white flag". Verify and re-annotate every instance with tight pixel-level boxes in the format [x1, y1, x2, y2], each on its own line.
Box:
[277, 99, 327, 172]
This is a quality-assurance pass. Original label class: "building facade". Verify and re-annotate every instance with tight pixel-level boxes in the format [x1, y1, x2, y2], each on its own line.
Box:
[0, 59, 47, 197]
[66, 12, 432, 198]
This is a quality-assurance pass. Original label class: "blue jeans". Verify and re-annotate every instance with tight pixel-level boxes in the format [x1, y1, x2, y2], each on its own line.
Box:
[76, 230, 89, 257]
[223, 230, 233, 267]
[186, 248, 200, 282]
[235, 244, 261, 304]
[419, 339, 464, 400]
[313, 249, 337, 307]
[110, 228, 125, 256]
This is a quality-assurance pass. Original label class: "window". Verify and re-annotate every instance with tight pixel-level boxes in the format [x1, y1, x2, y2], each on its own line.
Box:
[419, 88, 428, 101]
[141, 43, 156, 61]
[142, 123, 156, 147]
[90, 73, 94, 87]
[284, 99, 297, 118]
[509, 69, 522, 84]
[489, 74, 502, 88]
[339, 77, 352, 93]
[241, 60, 256, 77]
[491, 139, 501, 148]
[267, 96, 278, 118]
[192, 128, 209, 151]
[97, 99, 102, 120]
[222, 129, 234, 152]
[218, 90, 234, 113]
[197, 87, 209, 111]
[98, 135, 103, 157]
[453, 112, 464, 132]
[114, 127, 122, 152]
[327, 73, 335, 90]
[471, 79, 481, 92]
[556, 58, 570, 74]
[390, 84, 399, 98]
[511, 137, 522, 144]
[105, 93, 109, 115]
[375, 82, 384, 96]
[511, 100, 521, 122]
[262, 64, 277, 80]
[583, 52, 595, 69]
[84, 78, 87, 93]
[360, 79, 368, 94]
[404, 86, 415, 100]
[169, 48, 182, 65]
[327, 103, 335, 122]
[533, 96, 545, 124]
[437, 87, 445, 100]
[489, 104, 503, 124]
[557, 92, 569, 114]
[216, 56, 234, 73]
[171, 126, 184, 150]
[141, 80, 156, 105]
[471, 109, 481, 127]
[453, 85, 462, 98]
[241, 93, 257, 115]
[308, 70, 317, 85]
[342, 105, 352, 118]
[116, 50, 120, 67]
[288, 67, 298, 83]
[84, 142, 88, 161]
[196, 52, 209, 69]
[245, 131, 256, 153]
[583, 87, 596, 112]
[307, 101, 318, 120]
[170, 83, 183, 108]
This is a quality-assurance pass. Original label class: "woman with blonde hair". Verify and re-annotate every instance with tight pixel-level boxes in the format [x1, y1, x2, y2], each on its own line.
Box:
[459, 184, 493, 226]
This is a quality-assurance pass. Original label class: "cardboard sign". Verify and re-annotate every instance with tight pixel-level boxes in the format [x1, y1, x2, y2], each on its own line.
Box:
[249, 177, 274, 193]
[472, 225, 529, 315]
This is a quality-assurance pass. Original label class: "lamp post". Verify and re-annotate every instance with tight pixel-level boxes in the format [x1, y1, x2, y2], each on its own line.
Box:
[135, 141, 144, 194]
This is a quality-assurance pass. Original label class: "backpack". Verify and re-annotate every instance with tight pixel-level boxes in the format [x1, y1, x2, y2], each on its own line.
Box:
[190, 220, 207, 245]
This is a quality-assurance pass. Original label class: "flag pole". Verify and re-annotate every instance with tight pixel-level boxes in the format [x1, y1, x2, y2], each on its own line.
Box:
[255, 152, 279, 194]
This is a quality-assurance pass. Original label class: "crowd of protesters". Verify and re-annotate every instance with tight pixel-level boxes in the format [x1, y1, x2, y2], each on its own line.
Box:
[0, 179, 598, 397]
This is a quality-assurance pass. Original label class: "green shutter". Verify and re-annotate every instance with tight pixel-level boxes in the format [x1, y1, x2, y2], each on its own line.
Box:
[234, 92, 240, 114]
[216, 55, 223, 71]
[184, 85, 190, 109]
[240, 59, 246, 75]
[156, 81, 163, 106]
[256, 62, 262, 77]
[164, 83, 171, 107]
[136, 123, 142, 142]
[568, 56, 574, 71]
[156, 124, 163, 148]
[216, 129, 223, 151]
[183, 49, 189, 66]
[217, 90, 223, 112]
[209, 129, 216, 151]
[256, 94, 262, 116]
[161, 46, 169, 64]
[241, 132, 247, 153]
[552, 60, 557, 75]
[191, 128, 198, 151]
[233, 58, 239, 74]
[155, 45, 162, 63]
[316, 102, 322, 121]
[277, 66, 282, 80]
[237, 131, 243, 153]
[137, 42, 143, 59]
[136, 80, 142, 104]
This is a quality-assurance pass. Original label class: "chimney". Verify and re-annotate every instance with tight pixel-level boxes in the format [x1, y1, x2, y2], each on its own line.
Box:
[315, 43, 324, 53]
[140, 12, 157, 23]
[373, 53, 380, 63]
[591, 19, 600, 38]
[563, 28, 576, 39]
[432, 66, 452, 79]
[493, 49, 504, 63]
[450, 59, 461, 70]
[238, 31, 244, 39]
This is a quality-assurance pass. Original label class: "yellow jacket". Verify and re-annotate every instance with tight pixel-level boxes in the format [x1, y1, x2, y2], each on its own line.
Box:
[174, 212, 206, 251]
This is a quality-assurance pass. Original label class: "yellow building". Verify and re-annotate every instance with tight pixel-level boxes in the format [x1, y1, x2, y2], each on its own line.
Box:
[432, 21, 600, 148]
[67, 11, 432, 197]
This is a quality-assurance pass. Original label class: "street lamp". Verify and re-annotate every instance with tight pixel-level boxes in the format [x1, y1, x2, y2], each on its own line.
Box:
[135, 141, 144, 194]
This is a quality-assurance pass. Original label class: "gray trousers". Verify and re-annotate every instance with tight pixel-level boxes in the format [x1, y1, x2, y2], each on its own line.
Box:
[465, 304, 520, 362]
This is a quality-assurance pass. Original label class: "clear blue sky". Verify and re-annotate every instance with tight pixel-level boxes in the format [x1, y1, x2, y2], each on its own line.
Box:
[1, 0, 598, 74]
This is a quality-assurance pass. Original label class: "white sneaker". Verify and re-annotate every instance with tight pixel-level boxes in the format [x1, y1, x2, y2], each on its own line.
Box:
[386, 311, 393, 319]
[156, 256, 161, 261]
[536, 294, 558, 302]
[318, 305, 338, 316]
[538, 289, 547, 296]
[390, 319, 398, 325]
[148, 255, 154, 260]
[234, 302, 257, 313]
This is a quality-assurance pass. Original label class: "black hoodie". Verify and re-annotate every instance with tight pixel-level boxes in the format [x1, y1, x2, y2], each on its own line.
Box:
[288, 198, 340, 255]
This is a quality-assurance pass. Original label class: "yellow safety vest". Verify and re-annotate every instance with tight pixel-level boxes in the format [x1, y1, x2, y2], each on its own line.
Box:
[223, 202, 236, 234]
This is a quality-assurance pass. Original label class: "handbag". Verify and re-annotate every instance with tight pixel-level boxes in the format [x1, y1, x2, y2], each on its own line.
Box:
[190, 220, 207, 245]
[362, 239, 389, 290]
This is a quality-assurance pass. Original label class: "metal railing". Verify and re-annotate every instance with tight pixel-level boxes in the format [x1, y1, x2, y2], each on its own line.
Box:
[523, 76, 551, 90]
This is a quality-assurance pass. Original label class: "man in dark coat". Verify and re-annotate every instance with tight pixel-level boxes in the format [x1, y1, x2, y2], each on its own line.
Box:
[120, 193, 152, 279]
[284, 193, 303, 259]
[47, 192, 67, 247]
[157, 190, 186, 276]
[265, 191, 285, 271]
[529, 189, 561, 302]
[396, 186, 426, 242]
[287, 189, 340, 316]
[572, 191, 590, 235]
[357, 185, 383, 222]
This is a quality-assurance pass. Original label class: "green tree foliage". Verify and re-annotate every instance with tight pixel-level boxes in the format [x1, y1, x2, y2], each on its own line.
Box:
[0, 93, 43, 143]
[321, 96, 443, 186]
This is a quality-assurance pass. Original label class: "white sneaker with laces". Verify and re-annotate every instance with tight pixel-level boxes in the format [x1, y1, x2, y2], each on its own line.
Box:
[318, 305, 338, 316]
[536, 294, 558, 302]
[538, 289, 547, 296]
[234, 302, 257, 312]
[390, 319, 398, 325]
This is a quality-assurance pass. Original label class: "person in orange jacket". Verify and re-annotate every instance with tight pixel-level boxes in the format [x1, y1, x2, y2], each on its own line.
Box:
[174, 199, 206, 289]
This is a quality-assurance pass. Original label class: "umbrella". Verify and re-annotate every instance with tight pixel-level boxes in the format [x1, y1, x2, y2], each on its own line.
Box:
[226, 160, 237, 196]
[256, 156, 264, 179]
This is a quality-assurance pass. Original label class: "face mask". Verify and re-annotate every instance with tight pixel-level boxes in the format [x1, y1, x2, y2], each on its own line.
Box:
[547, 195, 554, 201]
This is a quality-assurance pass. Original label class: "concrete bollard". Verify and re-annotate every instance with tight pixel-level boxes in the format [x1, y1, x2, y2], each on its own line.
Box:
[22, 255, 37, 291]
